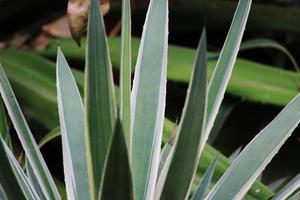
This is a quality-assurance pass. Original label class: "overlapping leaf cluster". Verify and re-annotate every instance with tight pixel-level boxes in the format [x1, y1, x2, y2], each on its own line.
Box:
[0, 0, 299, 199]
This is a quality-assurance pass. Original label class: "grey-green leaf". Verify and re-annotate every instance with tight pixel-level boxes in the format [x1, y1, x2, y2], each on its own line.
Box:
[272, 174, 300, 200]
[0, 64, 60, 200]
[206, 0, 252, 135]
[130, 0, 168, 199]
[0, 100, 8, 140]
[38, 127, 60, 149]
[0, 139, 39, 200]
[192, 157, 218, 200]
[240, 38, 299, 71]
[102, 119, 133, 200]
[161, 30, 207, 200]
[26, 158, 46, 200]
[85, 0, 117, 198]
[155, 136, 176, 200]
[120, 0, 132, 149]
[57, 48, 90, 200]
[287, 190, 300, 200]
[206, 94, 300, 200]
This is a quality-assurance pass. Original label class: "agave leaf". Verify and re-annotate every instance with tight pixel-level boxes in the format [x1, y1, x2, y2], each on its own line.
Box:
[209, 38, 299, 72]
[85, 0, 117, 198]
[287, 190, 300, 200]
[268, 177, 289, 192]
[239, 38, 299, 71]
[26, 158, 47, 200]
[157, 134, 176, 180]
[56, 48, 90, 199]
[160, 30, 207, 200]
[192, 157, 218, 200]
[130, 0, 168, 198]
[155, 136, 176, 200]
[272, 174, 300, 200]
[0, 64, 60, 200]
[102, 119, 133, 200]
[120, 0, 131, 149]
[0, 184, 8, 200]
[206, 0, 252, 135]
[206, 94, 300, 200]
[207, 102, 236, 144]
[38, 127, 60, 149]
[228, 147, 243, 162]
[0, 49, 274, 199]
[0, 139, 39, 200]
[0, 100, 11, 148]
[0, 101, 8, 139]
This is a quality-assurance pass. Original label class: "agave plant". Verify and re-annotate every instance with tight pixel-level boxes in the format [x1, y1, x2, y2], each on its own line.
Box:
[0, 0, 300, 199]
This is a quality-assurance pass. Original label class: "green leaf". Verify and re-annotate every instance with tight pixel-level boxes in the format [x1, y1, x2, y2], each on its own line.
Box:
[26, 158, 46, 200]
[191, 157, 218, 200]
[206, 0, 252, 135]
[0, 64, 60, 200]
[161, 30, 207, 200]
[239, 38, 299, 71]
[38, 37, 300, 107]
[56, 48, 90, 200]
[208, 38, 299, 72]
[157, 135, 176, 181]
[206, 94, 300, 200]
[0, 100, 11, 148]
[155, 136, 176, 200]
[207, 102, 236, 144]
[85, 0, 117, 198]
[0, 139, 39, 200]
[287, 190, 300, 200]
[0, 49, 274, 199]
[120, 0, 131, 148]
[272, 174, 300, 200]
[38, 127, 60, 149]
[0, 100, 8, 139]
[228, 147, 242, 162]
[102, 119, 133, 200]
[0, 184, 8, 200]
[130, 0, 168, 199]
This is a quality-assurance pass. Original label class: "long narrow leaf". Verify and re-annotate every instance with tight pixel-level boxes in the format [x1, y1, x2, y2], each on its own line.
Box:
[0, 100, 10, 148]
[192, 157, 218, 200]
[39, 36, 300, 107]
[160, 30, 207, 200]
[38, 127, 60, 149]
[0, 64, 60, 200]
[130, 0, 168, 199]
[57, 48, 90, 199]
[0, 184, 8, 200]
[272, 174, 300, 200]
[206, 93, 300, 200]
[102, 119, 133, 200]
[120, 0, 132, 148]
[0, 139, 39, 200]
[0, 101, 8, 139]
[0, 49, 274, 199]
[206, 0, 252, 135]
[287, 190, 300, 200]
[239, 38, 299, 71]
[85, 0, 117, 198]
[26, 158, 46, 200]
[155, 136, 176, 200]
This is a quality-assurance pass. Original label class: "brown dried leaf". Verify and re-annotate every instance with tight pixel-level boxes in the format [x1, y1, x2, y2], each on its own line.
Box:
[30, 33, 51, 51]
[68, 0, 110, 46]
[42, 16, 71, 38]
